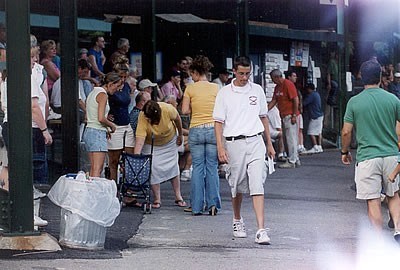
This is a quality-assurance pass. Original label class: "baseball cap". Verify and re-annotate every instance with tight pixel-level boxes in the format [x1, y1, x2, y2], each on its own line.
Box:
[218, 68, 232, 75]
[171, 70, 181, 77]
[138, 79, 157, 90]
[394, 72, 400, 78]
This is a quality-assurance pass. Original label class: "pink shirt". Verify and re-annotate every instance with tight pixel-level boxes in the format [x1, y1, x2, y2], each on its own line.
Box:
[160, 81, 181, 99]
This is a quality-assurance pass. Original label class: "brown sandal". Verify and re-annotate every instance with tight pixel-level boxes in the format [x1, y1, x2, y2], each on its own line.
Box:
[152, 202, 161, 209]
[174, 199, 187, 207]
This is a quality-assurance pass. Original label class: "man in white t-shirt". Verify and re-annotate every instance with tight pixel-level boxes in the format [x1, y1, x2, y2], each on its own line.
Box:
[212, 68, 231, 89]
[213, 56, 275, 245]
[267, 104, 285, 159]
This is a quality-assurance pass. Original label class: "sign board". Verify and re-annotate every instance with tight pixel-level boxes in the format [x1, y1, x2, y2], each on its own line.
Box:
[320, 0, 348, 6]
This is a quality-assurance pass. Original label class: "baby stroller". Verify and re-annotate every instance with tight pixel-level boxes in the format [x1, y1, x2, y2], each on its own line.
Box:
[118, 132, 153, 213]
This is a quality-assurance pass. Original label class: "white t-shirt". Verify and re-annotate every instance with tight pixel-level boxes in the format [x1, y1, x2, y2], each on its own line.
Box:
[267, 105, 281, 130]
[1, 71, 47, 127]
[213, 79, 267, 137]
[212, 77, 224, 89]
[51, 78, 61, 108]
[31, 73, 47, 128]
[1, 79, 7, 123]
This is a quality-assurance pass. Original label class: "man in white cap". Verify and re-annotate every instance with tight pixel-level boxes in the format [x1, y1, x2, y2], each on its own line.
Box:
[138, 78, 162, 101]
[388, 72, 400, 99]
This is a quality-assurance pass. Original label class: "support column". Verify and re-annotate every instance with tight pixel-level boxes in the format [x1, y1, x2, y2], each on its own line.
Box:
[6, 0, 35, 235]
[141, 0, 156, 81]
[337, 0, 345, 131]
[60, 0, 79, 172]
[236, 0, 249, 57]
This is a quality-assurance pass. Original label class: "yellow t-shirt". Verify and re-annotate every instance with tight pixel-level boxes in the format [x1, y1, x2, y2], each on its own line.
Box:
[136, 102, 178, 146]
[183, 81, 219, 128]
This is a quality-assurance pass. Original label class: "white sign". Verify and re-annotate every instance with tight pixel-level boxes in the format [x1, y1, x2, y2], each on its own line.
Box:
[320, 0, 348, 6]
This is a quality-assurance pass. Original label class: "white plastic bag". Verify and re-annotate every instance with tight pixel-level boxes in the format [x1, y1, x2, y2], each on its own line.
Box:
[48, 175, 120, 227]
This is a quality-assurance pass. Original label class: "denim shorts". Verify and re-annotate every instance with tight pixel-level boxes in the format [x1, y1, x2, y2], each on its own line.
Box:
[83, 127, 108, 152]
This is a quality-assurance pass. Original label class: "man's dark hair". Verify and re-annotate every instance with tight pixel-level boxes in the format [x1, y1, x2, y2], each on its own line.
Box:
[233, 56, 251, 69]
[360, 60, 381, 86]
[285, 70, 296, 78]
[305, 83, 315, 90]
[78, 58, 90, 70]
[91, 36, 102, 46]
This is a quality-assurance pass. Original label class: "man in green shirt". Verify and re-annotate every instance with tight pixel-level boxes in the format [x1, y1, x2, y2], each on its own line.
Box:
[326, 51, 339, 106]
[341, 59, 400, 243]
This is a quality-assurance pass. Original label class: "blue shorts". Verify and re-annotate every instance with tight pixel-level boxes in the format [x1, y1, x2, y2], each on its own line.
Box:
[83, 127, 108, 152]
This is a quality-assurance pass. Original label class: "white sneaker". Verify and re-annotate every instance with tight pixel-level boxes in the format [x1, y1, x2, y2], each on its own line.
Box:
[302, 146, 318, 155]
[180, 170, 191, 181]
[34, 215, 48, 227]
[316, 145, 323, 153]
[33, 186, 46, 200]
[297, 146, 306, 154]
[47, 109, 61, 120]
[232, 217, 247, 238]
[255, 228, 271, 245]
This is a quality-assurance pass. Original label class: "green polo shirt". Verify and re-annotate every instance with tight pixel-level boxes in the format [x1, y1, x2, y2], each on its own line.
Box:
[343, 87, 400, 162]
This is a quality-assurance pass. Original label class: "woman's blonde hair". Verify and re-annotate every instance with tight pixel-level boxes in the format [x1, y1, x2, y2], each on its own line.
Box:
[113, 55, 129, 73]
[102, 71, 122, 85]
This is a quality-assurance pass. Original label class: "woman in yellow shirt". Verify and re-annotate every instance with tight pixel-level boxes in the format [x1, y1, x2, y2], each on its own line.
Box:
[181, 55, 221, 216]
[134, 100, 187, 208]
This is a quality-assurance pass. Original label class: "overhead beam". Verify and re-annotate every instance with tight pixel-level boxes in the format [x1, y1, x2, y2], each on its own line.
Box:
[249, 25, 344, 42]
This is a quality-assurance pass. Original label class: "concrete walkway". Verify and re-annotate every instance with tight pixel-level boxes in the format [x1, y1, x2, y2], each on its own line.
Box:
[1, 149, 397, 269]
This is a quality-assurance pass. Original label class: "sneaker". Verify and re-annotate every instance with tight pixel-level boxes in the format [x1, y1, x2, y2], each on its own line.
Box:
[301, 146, 318, 155]
[297, 146, 306, 154]
[316, 145, 323, 153]
[232, 217, 247, 238]
[33, 186, 46, 200]
[277, 155, 287, 162]
[47, 109, 61, 120]
[34, 215, 48, 227]
[180, 170, 191, 181]
[278, 161, 296, 169]
[255, 228, 271, 245]
[394, 231, 400, 244]
[295, 160, 301, 167]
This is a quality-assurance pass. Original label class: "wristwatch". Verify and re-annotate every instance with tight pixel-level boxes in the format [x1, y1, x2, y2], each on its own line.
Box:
[340, 150, 349, 155]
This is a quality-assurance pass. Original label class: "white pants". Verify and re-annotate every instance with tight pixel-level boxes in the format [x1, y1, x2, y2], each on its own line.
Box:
[282, 115, 299, 164]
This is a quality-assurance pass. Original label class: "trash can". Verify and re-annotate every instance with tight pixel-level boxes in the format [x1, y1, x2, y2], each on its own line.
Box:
[48, 174, 120, 250]
[59, 208, 107, 250]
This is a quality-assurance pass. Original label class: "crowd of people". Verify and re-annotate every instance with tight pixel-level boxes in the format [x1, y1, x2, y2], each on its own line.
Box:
[2, 31, 399, 246]
[0, 29, 329, 242]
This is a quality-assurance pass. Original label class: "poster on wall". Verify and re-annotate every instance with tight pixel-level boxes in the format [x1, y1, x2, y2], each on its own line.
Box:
[290, 42, 310, 67]
[264, 53, 288, 101]
[130, 52, 163, 81]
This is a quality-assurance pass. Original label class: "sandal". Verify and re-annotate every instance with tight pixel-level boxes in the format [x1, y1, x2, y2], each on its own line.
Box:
[124, 199, 142, 208]
[152, 202, 161, 209]
[174, 199, 187, 207]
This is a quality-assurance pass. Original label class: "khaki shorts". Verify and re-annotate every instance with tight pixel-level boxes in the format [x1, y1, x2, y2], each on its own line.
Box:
[107, 124, 135, 150]
[297, 114, 303, 129]
[307, 116, 323, 136]
[225, 135, 267, 197]
[355, 156, 399, 199]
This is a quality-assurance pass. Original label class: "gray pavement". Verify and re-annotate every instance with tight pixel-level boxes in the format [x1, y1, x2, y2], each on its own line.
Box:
[0, 149, 396, 269]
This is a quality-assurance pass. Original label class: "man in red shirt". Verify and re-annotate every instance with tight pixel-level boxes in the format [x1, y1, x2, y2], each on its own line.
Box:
[268, 69, 300, 168]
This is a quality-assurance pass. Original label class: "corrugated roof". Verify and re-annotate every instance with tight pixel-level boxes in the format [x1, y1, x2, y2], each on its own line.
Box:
[156, 13, 207, 23]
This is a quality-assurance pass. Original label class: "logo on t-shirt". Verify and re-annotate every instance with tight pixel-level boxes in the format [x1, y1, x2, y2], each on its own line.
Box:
[249, 96, 257, 105]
